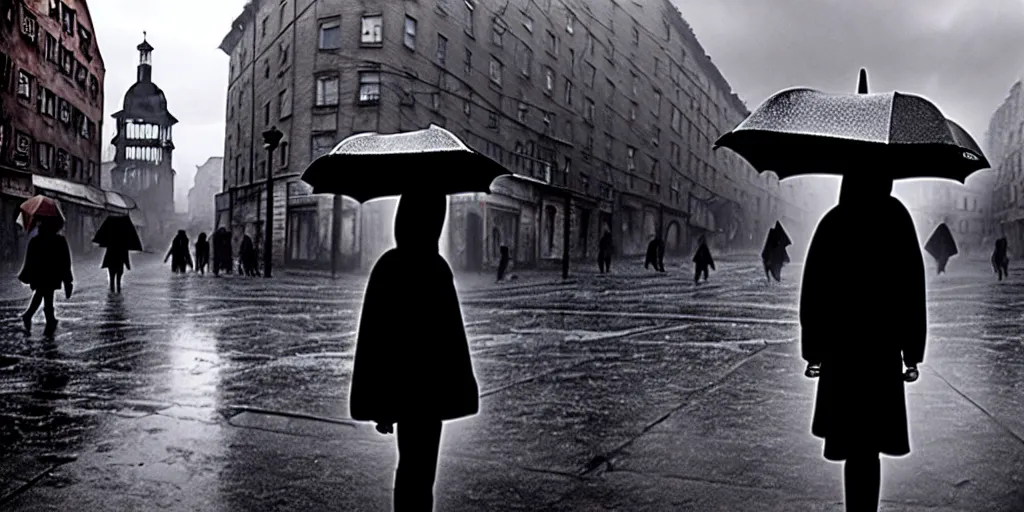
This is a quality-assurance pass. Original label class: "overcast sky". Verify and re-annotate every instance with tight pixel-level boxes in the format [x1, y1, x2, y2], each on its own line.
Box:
[88, 0, 1022, 211]
[90, 0, 244, 212]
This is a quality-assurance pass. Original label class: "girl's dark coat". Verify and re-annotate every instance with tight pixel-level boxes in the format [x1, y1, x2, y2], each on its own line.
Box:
[19, 233, 73, 291]
[800, 195, 926, 461]
[101, 247, 131, 273]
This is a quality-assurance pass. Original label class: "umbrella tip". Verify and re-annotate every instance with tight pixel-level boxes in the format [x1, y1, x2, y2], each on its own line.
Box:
[857, 68, 868, 94]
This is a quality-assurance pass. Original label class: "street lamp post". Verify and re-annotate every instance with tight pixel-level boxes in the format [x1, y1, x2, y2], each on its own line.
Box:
[261, 126, 284, 278]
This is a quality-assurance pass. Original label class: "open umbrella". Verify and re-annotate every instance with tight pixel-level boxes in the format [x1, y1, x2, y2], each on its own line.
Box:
[300, 124, 511, 202]
[93, 215, 144, 251]
[16, 195, 65, 233]
[714, 69, 989, 182]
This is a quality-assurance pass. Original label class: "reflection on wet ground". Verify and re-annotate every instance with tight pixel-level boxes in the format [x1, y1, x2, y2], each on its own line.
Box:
[0, 254, 1021, 510]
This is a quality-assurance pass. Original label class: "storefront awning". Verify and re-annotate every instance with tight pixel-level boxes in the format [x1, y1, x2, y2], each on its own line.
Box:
[105, 191, 136, 210]
[33, 175, 106, 209]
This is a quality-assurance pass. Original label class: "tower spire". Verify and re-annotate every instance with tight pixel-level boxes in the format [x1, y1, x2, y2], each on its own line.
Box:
[137, 32, 154, 83]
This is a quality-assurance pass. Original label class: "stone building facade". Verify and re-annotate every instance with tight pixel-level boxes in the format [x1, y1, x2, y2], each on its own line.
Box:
[187, 156, 223, 233]
[217, 0, 816, 272]
[988, 80, 1024, 251]
[893, 176, 995, 259]
[0, 0, 135, 269]
[109, 35, 178, 249]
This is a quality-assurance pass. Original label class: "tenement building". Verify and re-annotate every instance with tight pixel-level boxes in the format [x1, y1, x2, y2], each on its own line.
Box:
[987, 79, 1024, 250]
[0, 0, 135, 268]
[109, 35, 178, 249]
[218, 0, 819, 272]
[187, 156, 223, 233]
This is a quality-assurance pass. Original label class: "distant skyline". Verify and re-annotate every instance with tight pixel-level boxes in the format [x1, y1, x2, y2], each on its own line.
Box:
[89, 0, 245, 213]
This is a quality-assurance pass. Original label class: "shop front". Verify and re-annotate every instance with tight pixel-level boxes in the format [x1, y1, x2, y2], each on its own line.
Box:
[0, 167, 34, 270]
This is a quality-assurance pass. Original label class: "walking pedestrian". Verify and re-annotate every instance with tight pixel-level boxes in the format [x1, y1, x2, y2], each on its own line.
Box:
[644, 237, 666, 272]
[18, 218, 73, 336]
[598, 230, 613, 273]
[164, 230, 193, 273]
[800, 169, 926, 512]
[692, 235, 715, 284]
[212, 227, 232, 276]
[239, 234, 259, 277]
[195, 232, 210, 275]
[101, 244, 130, 293]
[350, 192, 479, 512]
[496, 245, 510, 282]
[992, 237, 1009, 281]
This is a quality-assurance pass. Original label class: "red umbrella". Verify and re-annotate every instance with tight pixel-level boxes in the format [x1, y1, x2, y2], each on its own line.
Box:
[16, 195, 65, 232]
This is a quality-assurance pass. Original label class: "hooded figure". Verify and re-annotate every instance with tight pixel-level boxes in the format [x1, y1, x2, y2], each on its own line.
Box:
[164, 230, 193, 273]
[350, 192, 479, 511]
[496, 245, 510, 282]
[239, 234, 259, 276]
[761, 222, 792, 282]
[598, 230, 613, 273]
[195, 232, 210, 275]
[101, 244, 131, 293]
[18, 218, 73, 336]
[800, 170, 926, 511]
[692, 235, 715, 284]
[213, 227, 233, 276]
[992, 237, 1009, 281]
[924, 223, 957, 275]
[644, 237, 666, 272]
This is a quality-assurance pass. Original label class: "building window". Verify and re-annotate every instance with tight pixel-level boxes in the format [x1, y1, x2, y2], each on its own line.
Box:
[489, 57, 503, 85]
[464, 48, 472, 75]
[464, 1, 475, 37]
[17, 71, 32, 100]
[519, 46, 533, 76]
[315, 75, 340, 106]
[651, 125, 660, 147]
[566, 13, 575, 34]
[584, 98, 595, 123]
[79, 115, 90, 138]
[263, 102, 271, 125]
[278, 41, 290, 67]
[544, 67, 554, 94]
[517, 102, 528, 123]
[403, 16, 417, 49]
[438, 0, 450, 12]
[545, 30, 557, 55]
[463, 96, 472, 117]
[491, 17, 505, 46]
[264, 61, 270, 79]
[61, 4, 75, 35]
[629, 102, 637, 122]
[487, 110, 499, 131]
[278, 88, 292, 118]
[37, 143, 53, 170]
[44, 32, 58, 62]
[627, 147, 636, 171]
[632, 25, 640, 45]
[261, 16, 269, 37]
[279, 2, 287, 30]
[71, 157, 82, 180]
[431, 93, 441, 111]
[318, 18, 341, 50]
[358, 72, 381, 104]
[652, 90, 661, 116]
[671, 107, 682, 132]
[522, 13, 533, 32]
[584, 63, 595, 88]
[37, 87, 55, 116]
[436, 34, 448, 65]
[361, 15, 383, 45]
[564, 79, 573, 106]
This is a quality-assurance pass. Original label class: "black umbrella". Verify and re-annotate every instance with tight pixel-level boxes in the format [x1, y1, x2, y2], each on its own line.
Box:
[93, 215, 143, 251]
[713, 71, 989, 182]
[300, 124, 511, 202]
[924, 223, 958, 261]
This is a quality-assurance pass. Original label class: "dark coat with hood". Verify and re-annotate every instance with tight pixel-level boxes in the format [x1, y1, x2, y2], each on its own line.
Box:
[349, 193, 480, 423]
[692, 239, 715, 269]
[101, 246, 131, 273]
[19, 227, 73, 291]
[800, 175, 926, 461]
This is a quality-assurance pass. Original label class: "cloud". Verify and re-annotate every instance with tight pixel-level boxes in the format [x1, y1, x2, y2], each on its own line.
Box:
[671, 0, 1024, 145]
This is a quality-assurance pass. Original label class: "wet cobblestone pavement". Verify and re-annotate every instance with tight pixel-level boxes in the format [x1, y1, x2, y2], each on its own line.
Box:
[0, 254, 1022, 511]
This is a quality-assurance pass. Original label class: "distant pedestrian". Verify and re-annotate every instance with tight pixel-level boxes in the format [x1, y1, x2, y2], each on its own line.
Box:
[350, 192, 479, 511]
[692, 235, 715, 284]
[496, 245, 510, 282]
[239, 234, 259, 277]
[195, 232, 210, 275]
[924, 223, 957, 275]
[992, 237, 1009, 281]
[18, 218, 73, 336]
[164, 230, 193, 273]
[598, 230, 613, 273]
[761, 222, 792, 282]
[213, 227, 232, 276]
[644, 237, 666, 272]
[101, 245, 130, 293]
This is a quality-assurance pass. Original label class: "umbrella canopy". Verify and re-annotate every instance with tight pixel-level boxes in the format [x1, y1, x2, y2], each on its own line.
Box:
[772, 220, 792, 247]
[93, 215, 144, 251]
[17, 195, 65, 232]
[300, 124, 511, 202]
[714, 88, 989, 182]
[924, 223, 958, 261]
